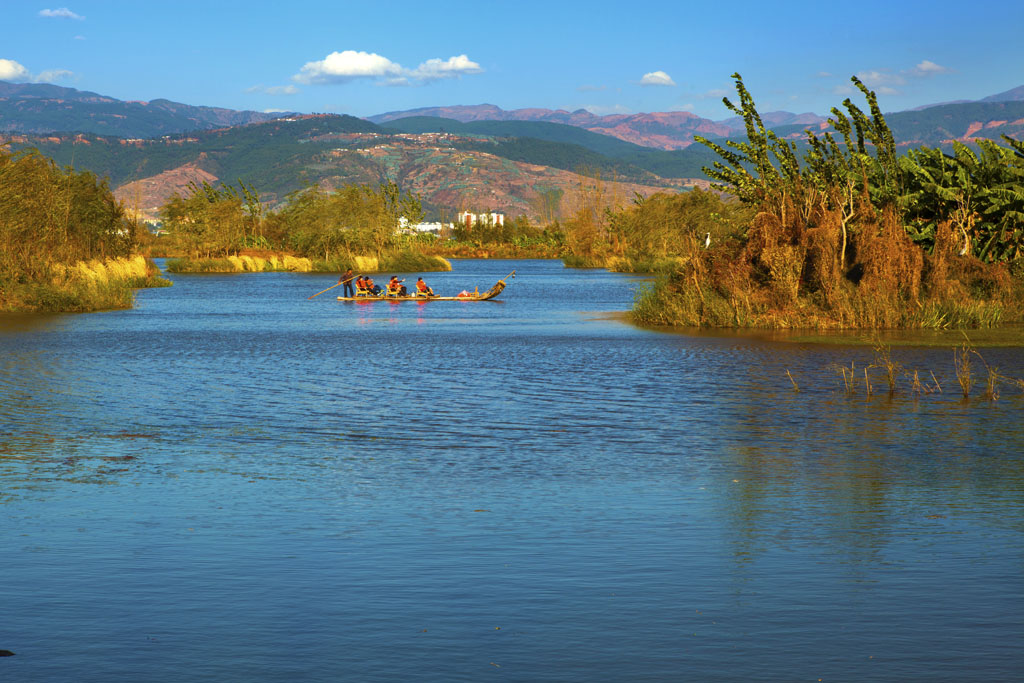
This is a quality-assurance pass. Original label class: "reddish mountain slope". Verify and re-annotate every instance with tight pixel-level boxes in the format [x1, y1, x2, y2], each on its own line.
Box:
[368, 104, 732, 150]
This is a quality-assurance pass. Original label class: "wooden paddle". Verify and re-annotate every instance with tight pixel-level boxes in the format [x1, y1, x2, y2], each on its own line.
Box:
[308, 282, 341, 300]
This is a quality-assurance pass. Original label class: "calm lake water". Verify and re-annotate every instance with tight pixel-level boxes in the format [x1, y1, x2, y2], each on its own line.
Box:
[2, 258, 1023, 682]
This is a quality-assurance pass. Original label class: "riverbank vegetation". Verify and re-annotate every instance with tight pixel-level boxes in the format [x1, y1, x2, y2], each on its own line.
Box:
[631, 74, 1024, 329]
[0, 147, 168, 313]
[157, 180, 449, 274]
[424, 214, 566, 259]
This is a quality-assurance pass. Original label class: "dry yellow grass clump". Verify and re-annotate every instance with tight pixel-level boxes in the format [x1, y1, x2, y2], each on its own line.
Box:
[228, 254, 312, 272]
[282, 255, 313, 272]
[354, 255, 379, 272]
[55, 255, 149, 285]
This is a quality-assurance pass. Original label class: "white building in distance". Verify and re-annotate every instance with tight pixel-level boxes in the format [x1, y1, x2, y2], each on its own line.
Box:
[458, 211, 505, 228]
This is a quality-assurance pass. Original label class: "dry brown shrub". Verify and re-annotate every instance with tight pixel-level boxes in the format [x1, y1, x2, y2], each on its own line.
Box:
[924, 220, 956, 297]
[856, 209, 923, 303]
[803, 208, 844, 307]
[742, 210, 786, 264]
[761, 244, 805, 306]
[925, 219, 1013, 304]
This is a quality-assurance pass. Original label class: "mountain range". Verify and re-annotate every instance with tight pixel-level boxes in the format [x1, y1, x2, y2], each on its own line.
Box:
[4, 79, 1023, 151]
[0, 81, 287, 138]
[368, 104, 744, 150]
[2, 80, 1023, 223]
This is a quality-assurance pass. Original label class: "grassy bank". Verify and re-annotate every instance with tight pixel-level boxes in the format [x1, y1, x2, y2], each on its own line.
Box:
[630, 212, 1024, 330]
[165, 250, 451, 274]
[166, 253, 314, 273]
[564, 254, 687, 274]
[428, 243, 562, 260]
[627, 74, 1024, 331]
[2, 255, 171, 313]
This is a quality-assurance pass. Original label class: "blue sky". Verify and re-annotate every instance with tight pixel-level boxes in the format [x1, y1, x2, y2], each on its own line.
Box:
[3, 1, 1022, 121]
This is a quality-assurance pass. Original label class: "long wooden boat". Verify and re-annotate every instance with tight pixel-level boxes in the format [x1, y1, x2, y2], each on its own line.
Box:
[337, 270, 515, 302]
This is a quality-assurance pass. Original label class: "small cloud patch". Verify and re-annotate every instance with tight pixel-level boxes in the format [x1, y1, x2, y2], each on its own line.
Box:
[39, 7, 84, 20]
[639, 70, 676, 87]
[293, 50, 481, 86]
[0, 58, 74, 83]
[248, 84, 299, 96]
[0, 58, 30, 81]
[908, 60, 953, 77]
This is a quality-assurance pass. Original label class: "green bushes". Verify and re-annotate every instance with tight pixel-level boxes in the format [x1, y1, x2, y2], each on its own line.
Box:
[0, 147, 140, 285]
[630, 74, 1024, 330]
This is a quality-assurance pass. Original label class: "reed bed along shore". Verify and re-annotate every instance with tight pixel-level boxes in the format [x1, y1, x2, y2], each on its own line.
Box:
[2, 255, 170, 313]
[165, 251, 451, 274]
[564, 254, 688, 274]
[629, 214, 1024, 331]
[428, 243, 562, 260]
[166, 253, 314, 273]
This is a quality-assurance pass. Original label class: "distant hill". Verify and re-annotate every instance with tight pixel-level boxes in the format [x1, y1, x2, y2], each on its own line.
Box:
[980, 85, 1024, 103]
[368, 85, 1024, 150]
[2, 115, 701, 222]
[369, 103, 732, 150]
[718, 110, 827, 131]
[380, 117, 713, 178]
[770, 99, 1024, 148]
[5, 79, 1023, 224]
[0, 80, 288, 137]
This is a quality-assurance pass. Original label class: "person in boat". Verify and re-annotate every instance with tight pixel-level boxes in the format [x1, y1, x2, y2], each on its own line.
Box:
[338, 268, 355, 297]
[387, 276, 407, 297]
[364, 276, 382, 296]
[415, 277, 434, 297]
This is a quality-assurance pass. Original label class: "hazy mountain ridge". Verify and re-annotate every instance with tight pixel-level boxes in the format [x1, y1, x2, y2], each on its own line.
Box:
[369, 86, 1024, 150]
[0, 80, 289, 137]
[980, 85, 1024, 103]
[4, 79, 1023, 151]
[369, 104, 733, 149]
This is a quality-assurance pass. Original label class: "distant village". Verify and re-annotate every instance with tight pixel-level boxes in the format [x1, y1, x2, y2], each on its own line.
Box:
[399, 211, 506, 237]
[145, 210, 506, 238]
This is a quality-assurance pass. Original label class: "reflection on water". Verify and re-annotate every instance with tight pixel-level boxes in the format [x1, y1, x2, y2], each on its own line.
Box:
[2, 259, 1023, 681]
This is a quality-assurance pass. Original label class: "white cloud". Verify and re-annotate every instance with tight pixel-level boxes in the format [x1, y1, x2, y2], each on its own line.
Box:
[855, 70, 906, 88]
[294, 50, 402, 84]
[74, 35, 85, 40]
[292, 50, 481, 86]
[39, 7, 84, 20]
[815, 71, 833, 78]
[577, 84, 607, 92]
[908, 60, 953, 77]
[0, 58, 30, 81]
[0, 59, 74, 83]
[639, 70, 676, 87]
[35, 68, 74, 83]
[408, 54, 482, 81]
[248, 84, 299, 95]
[266, 85, 299, 95]
[679, 102, 695, 111]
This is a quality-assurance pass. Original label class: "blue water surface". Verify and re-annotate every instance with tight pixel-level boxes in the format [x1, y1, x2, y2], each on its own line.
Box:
[2, 259, 1023, 681]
